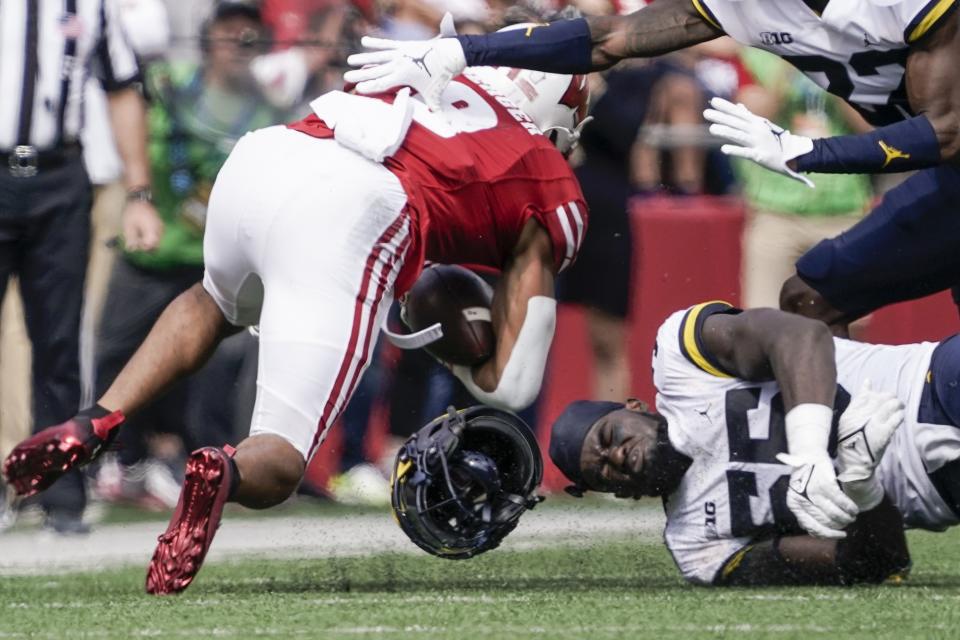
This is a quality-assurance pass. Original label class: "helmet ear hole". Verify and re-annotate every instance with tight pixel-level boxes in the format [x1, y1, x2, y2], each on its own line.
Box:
[548, 130, 560, 145]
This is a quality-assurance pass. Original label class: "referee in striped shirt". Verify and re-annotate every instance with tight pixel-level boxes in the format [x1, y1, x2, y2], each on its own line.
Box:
[0, 0, 163, 533]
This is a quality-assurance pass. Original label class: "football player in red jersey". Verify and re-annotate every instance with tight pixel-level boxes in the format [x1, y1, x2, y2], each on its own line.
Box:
[2, 53, 591, 594]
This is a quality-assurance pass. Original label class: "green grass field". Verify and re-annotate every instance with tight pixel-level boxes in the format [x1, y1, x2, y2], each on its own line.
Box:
[3, 524, 960, 639]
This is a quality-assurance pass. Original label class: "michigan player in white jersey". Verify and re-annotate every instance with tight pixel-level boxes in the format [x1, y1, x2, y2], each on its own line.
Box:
[546, 301, 960, 586]
[346, 0, 960, 336]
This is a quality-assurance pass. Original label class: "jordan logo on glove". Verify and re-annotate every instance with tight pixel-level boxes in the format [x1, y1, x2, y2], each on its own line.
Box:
[406, 51, 432, 77]
[788, 464, 816, 498]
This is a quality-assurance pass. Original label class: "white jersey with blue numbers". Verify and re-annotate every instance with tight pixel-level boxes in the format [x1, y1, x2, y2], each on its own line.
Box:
[691, 0, 958, 125]
[655, 302, 960, 585]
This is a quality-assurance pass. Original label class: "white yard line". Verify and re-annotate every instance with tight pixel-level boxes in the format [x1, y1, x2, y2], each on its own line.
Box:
[3, 622, 913, 639]
[0, 506, 664, 576]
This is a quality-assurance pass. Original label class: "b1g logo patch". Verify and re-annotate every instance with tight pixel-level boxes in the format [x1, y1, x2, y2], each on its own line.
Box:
[704, 501, 718, 538]
[760, 31, 794, 45]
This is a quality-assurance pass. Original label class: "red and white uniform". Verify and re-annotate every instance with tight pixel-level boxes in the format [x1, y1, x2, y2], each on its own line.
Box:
[202, 73, 588, 459]
[290, 71, 589, 287]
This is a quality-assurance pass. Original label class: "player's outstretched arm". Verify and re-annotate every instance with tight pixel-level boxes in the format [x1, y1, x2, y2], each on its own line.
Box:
[717, 496, 910, 586]
[586, 0, 722, 69]
[450, 220, 557, 412]
[345, 0, 720, 109]
[455, 0, 722, 73]
[705, 18, 960, 180]
[99, 283, 240, 416]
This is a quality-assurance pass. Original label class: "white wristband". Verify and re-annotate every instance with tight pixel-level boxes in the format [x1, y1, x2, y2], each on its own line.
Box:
[785, 403, 834, 461]
[452, 296, 556, 412]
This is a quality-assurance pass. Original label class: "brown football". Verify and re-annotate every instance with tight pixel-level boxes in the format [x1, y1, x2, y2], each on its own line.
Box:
[402, 265, 495, 366]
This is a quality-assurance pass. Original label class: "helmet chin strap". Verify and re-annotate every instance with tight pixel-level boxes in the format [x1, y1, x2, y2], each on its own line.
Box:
[543, 115, 594, 154]
[383, 297, 444, 350]
[382, 322, 443, 350]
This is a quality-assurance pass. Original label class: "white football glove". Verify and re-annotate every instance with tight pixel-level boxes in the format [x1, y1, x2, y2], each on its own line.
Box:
[704, 97, 816, 188]
[345, 14, 465, 112]
[834, 380, 905, 511]
[776, 403, 857, 538]
[836, 379, 905, 483]
[776, 455, 859, 539]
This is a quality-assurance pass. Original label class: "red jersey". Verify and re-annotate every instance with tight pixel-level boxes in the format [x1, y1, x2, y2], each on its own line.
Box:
[288, 72, 588, 294]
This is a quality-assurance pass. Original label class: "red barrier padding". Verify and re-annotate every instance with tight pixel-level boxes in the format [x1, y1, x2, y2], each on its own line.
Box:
[864, 293, 957, 345]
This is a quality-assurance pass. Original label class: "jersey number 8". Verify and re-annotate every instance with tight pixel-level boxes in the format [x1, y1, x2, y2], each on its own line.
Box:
[410, 83, 498, 138]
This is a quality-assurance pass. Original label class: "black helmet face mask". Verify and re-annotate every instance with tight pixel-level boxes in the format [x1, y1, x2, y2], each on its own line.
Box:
[391, 406, 544, 559]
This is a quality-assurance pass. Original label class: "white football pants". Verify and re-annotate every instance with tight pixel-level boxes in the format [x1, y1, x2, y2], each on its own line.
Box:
[203, 126, 412, 460]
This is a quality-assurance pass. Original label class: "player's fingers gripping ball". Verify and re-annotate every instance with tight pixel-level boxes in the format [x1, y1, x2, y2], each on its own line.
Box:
[387, 264, 495, 366]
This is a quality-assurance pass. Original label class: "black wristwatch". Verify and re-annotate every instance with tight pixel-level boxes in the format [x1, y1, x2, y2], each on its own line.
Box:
[126, 186, 153, 204]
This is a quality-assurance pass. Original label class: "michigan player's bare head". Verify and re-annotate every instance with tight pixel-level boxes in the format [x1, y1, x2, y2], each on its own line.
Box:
[550, 399, 689, 500]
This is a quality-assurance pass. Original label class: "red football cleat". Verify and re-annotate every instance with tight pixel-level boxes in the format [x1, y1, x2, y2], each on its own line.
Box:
[146, 446, 235, 595]
[2, 410, 125, 497]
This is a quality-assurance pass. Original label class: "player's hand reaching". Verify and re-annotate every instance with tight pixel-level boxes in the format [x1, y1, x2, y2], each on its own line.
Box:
[836, 379, 905, 483]
[704, 97, 816, 188]
[345, 14, 465, 111]
[776, 455, 859, 539]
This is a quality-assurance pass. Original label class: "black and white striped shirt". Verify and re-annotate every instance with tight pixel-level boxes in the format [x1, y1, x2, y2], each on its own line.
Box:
[0, 0, 140, 151]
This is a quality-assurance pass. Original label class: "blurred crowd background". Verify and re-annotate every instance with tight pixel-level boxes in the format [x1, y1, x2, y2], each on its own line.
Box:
[0, 0, 899, 534]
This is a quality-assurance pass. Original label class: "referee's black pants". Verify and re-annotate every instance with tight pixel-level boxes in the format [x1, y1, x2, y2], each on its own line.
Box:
[0, 156, 91, 516]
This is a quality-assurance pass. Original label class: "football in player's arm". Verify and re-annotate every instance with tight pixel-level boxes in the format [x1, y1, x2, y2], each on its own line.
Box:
[346, 0, 960, 178]
[450, 219, 558, 412]
[549, 305, 913, 586]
